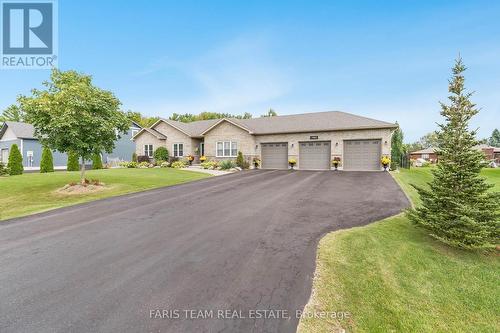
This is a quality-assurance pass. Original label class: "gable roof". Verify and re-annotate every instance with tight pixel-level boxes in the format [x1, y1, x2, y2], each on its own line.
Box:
[132, 127, 167, 140]
[150, 111, 397, 137]
[410, 147, 436, 154]
[0, 121, 36, 139]
[231, 111, 397, 135]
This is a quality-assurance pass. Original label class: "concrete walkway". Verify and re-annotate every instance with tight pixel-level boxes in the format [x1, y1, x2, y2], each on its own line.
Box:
[184, 165, 233, 176]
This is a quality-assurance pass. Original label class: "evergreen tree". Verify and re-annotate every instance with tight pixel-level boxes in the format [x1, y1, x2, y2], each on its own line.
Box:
[390, 123, 404, 170]
[7, 144, 23, 175]
[92, 153, 103, 169]
[408, 58, 500, 249]
[67, 151, 80, 171]
[488, 128, 500, 147]
[40, 147, 54, 173]
[236, 151, 245, 168]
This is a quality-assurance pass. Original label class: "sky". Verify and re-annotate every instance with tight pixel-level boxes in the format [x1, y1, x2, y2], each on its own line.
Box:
[1, 0, 499, 142]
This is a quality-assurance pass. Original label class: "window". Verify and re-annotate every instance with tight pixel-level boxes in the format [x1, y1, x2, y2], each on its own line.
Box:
[216, 141, 238, 157]
[144, 144, 153, 157]
[26, 151, 34, 167]
[173, 143, 184, 157]
[422, 153, 429, 159]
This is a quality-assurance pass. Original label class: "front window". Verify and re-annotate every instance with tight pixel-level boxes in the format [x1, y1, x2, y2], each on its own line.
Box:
[216, 141, 238, 157]
[422, 153, 429, 159]
[144, 144, 153, 157]
[173, 143, 184, 157]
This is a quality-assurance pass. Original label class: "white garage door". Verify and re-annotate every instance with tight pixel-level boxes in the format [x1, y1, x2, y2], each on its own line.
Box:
[343, 139, 381, 171]
[261, 143, 288, 169]
[299, 141, 331, 170]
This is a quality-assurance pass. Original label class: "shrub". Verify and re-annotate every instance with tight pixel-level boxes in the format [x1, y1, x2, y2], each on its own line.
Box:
[218, 160, 236, 170]
[168, 156, 179, 163]
[171, 160, 187, 168]
[201, 161, 218, 169]
[67, 151, 80, 171]
[119, 161, 137, 168]
[0, 162, 9, 176]
[137, 155, 150, 163]
[7, 144, 23, 175]
[40, 147, 54, 173]
[160, 161, 169, 168]
[154, 147, 169, 162]
[138, 161, 152, 168]
[92, 153, 103, 169]
[132, 152, 138, 162]
[236, 151, 245, 168]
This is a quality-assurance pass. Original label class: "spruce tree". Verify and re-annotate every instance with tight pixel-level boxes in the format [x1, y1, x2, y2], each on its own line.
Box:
[40, 147, 54, 173]
[488, 128, 500, 147]
[92, 153, 103, 169]
[67, 151, 80, 171]
[390, 123, 404, 170]
[7, 144, 23, 175]
[408, 58, 500, 249]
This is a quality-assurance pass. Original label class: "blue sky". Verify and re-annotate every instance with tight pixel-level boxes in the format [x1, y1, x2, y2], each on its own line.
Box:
[1, 0, 499, 142]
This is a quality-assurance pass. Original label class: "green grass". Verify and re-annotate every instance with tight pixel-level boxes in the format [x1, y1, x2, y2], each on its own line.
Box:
[0, 168, 210, 221]
[298, 168, 500, 333]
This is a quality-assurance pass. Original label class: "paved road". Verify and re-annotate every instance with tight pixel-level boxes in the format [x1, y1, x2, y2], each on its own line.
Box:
[0, 170, 409, 333]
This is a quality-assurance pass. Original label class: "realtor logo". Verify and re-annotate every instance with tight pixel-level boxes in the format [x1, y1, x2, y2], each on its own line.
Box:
[1, 0, 57, 69]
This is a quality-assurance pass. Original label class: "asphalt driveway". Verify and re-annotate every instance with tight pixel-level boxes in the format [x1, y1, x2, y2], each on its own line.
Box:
[0, 170, 409, 333]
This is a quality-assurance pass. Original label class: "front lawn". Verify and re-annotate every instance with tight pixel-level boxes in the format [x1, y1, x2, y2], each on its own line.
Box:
[0, 168, 210, 221]
[298, 168, 500, 333]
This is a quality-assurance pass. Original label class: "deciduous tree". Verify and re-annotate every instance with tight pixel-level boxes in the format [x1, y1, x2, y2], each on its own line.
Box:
[20, 69, 129, 183]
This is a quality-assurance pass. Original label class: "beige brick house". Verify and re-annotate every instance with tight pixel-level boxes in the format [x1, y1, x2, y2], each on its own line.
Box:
[132, 111, 398, 171]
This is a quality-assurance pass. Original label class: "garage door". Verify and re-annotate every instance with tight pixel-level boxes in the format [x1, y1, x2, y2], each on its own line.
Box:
[299, 141, 331, 170]
[261, 143, 288, 169]
[343, 139, 381, 171]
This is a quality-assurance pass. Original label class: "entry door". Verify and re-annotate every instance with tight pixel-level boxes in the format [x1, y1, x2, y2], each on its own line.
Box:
[299, 141, 331, 170]
[261, 143, 288, 169]
[343, 139, 381, 171]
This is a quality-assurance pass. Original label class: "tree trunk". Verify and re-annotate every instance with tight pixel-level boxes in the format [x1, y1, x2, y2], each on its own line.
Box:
[80, 156, 86, 184]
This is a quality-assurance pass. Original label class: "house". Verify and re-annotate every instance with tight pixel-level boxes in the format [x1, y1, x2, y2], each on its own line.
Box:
[132, 111, 398, 171]
[409, 147, 438, 163]
[0, 121, 141, 170]
[409, 144, 499, 163]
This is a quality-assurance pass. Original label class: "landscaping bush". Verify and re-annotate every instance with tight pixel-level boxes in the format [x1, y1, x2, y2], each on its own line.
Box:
[40, 147, 54, 173]
[137, 155, 150, 163]
[171, 160, 187, 168]
[168, 156, 179, 163]
[132, 152, 138, 162]
[236, 151, 249, 169]
[201, 161, 218, 170]
[0, 162, 9, 176]
[67, 151, 80, 171]
[154, 147, 169, 162]
[7, 144, 23, 175]
[160, 161, 169, 168]
[92, 153, 103, 169]
[119, 161, 138, 168]
[138, 161, 153, 168]
[218, 160, 236, 170]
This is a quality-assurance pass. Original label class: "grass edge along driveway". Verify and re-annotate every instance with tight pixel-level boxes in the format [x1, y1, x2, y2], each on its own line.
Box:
[297, 168, 500, 333]
[0, 168, 210, 221]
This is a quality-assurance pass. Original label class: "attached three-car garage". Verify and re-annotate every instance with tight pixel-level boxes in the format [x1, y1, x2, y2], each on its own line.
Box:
[260, 139, 382, 171]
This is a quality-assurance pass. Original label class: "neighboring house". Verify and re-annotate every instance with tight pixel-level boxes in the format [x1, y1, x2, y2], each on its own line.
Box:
[0, 121, 141, 170]
[410, 144, 499, 163]
[132, 111, 398, 171]
[494, 147, 500, 164]
[409, 147, 438, 163]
